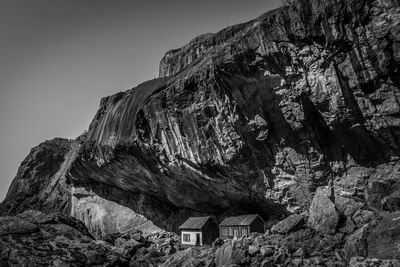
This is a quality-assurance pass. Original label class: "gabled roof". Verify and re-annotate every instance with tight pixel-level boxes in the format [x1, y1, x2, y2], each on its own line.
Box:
[218, 214, 265, 227]
[179, 216, 212, 230]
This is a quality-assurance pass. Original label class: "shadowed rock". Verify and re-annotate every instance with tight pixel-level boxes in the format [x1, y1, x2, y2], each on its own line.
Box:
[308, 187, 339, 234]
[271, 214, 305, 234]
[344, 224, 371, 261]
[66, 0, 400, 232]
[367, 211, 400, 260]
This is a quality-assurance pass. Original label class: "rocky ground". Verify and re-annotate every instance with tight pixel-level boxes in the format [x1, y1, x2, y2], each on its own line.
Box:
[1, 197, 400, 266]
[0, 210, 128, 266]
[0, 210, 177, 266]
[120, 197, 400, 267]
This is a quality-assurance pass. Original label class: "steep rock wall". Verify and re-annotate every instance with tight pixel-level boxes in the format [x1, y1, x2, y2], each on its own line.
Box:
[2, 0, 399, 235]
[69, 0, 400, 231]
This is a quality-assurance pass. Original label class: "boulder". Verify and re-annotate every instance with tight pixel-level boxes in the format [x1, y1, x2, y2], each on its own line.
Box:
[271, 214, 305, 234]
[131, 232, 144, 242]
[215, 241, 233, 267]
[260, 246, 274, 257]
[248, 245, 260, 256]
[215, 240, 247, 266]
[344, 224, 370, 260]
[308, 187, 340, 234]
[367, 212, 400, 259]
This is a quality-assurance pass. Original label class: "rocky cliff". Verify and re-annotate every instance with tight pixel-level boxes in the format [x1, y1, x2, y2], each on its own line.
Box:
[0, 138, 72, 215]
[1, 0, 400, 265]
[68, 0, 400, 231]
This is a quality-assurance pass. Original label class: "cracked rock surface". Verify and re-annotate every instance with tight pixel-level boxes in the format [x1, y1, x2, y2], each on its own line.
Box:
[66, 0, 400, 230]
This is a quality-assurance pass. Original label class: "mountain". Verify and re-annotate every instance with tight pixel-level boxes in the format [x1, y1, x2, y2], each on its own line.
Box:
[1, 0, 400, 265]
[70, 0, 400, 230]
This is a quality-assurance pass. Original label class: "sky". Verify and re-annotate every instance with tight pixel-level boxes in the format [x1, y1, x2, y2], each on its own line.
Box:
[0, 0, 281, 201]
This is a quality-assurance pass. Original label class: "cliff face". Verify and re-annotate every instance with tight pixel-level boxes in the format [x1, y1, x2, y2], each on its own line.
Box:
[0, 1, 400, 265]
[0, 138, 72, 215]
[68, 0, 400, 231]
[1, 0, 400, 237]
[0, 138, 159, 239]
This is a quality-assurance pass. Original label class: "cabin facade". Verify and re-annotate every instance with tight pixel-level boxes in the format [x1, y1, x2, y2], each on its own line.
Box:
[179, 216, 218, 246]
[218, 214, 266, 240]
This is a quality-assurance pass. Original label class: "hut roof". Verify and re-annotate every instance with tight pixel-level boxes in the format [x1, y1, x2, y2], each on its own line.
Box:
[218, 214, 265, 226]
[179, 216, 212, 230]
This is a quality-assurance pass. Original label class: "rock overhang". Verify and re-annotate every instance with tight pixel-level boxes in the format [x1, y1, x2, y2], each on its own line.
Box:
[68, 0, 400, 230]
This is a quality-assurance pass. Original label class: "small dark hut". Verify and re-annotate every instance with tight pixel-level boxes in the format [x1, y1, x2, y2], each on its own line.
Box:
[179, 216, 218, 246]
[218, 214, 266, 239]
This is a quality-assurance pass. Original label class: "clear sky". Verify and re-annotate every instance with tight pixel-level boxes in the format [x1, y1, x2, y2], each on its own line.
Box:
[0, 0, 281, 201]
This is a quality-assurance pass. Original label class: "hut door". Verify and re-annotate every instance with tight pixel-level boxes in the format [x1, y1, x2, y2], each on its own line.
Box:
[196, 233, 200, 246]
[233, 229, 239, 239]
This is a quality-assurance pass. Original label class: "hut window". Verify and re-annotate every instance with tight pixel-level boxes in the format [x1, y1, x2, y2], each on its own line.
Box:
[229, 227, 233, 236]
[222, 228, 228, 236]
[183, 234, 190, 242]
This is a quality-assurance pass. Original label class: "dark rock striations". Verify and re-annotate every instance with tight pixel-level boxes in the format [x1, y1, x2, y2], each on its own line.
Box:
[67, 0, 400, 231]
